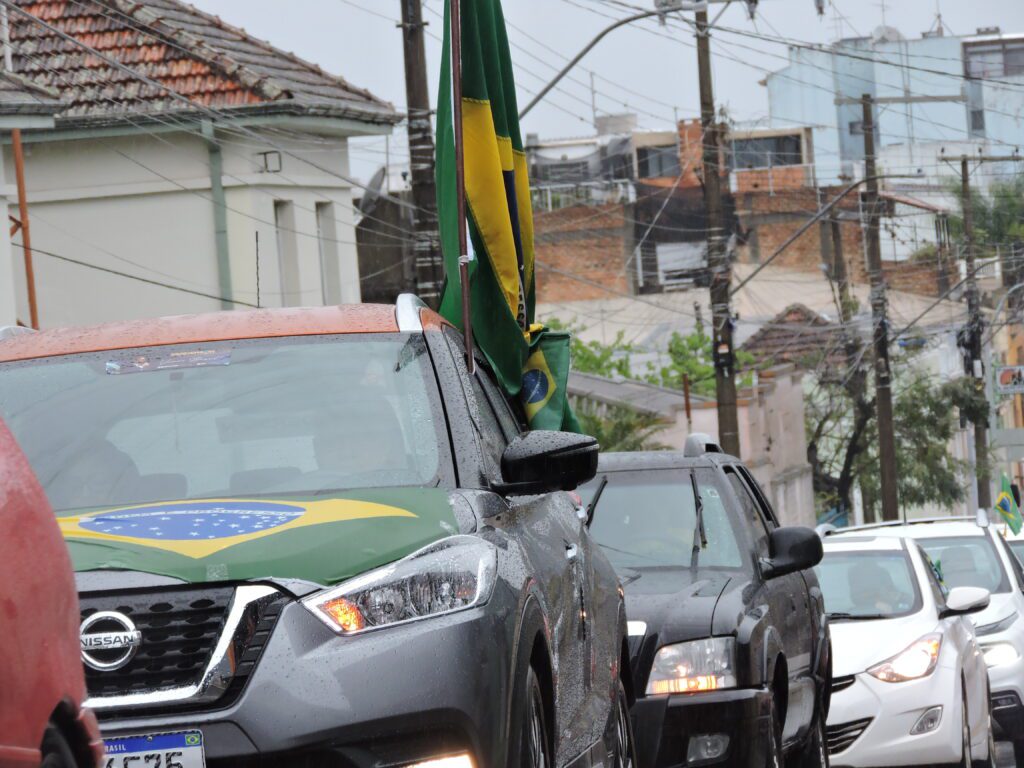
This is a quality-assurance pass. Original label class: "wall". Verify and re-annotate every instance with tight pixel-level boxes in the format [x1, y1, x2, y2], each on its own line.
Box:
[9, 126, 361, 329]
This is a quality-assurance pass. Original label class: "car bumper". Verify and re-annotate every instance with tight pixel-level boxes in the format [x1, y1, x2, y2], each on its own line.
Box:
[632, 687, 773, 768]
[94, 600, 513, 768]
[827, 669, 961, 767]
[985, 652, 1024, 739]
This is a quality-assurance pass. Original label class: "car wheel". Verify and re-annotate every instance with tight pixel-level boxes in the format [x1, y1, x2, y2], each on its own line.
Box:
[767, 695, 784, 768]
[518, 666, 551, 768]
[1013, 739, 1024, 768]
[610, 679, 638, 768]
[794, 709, 829, 768]
[959, 693, 971, 768]
[40, 726, 77, 768]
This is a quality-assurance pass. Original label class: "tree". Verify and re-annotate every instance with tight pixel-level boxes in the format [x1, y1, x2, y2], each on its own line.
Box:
[806, 355, 974, 521]
[643, 327, 755, 396]
[574, 402, 670, 452]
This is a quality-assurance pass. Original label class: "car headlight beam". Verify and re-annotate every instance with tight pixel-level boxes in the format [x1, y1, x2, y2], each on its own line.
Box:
[303, 536, 497, 635]
[646, 638, 737, 695]
[868, 633, 941, 683]
[983, 642, 1020, 668]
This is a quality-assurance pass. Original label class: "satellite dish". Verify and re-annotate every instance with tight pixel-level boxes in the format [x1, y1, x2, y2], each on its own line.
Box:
[357, 166, 388, 217]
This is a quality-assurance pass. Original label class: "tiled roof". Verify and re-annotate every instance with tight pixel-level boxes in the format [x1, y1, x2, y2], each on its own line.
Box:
[0, 70, 61, 115]
[9, 0, 397, 127]
[740, 303, 843, 370]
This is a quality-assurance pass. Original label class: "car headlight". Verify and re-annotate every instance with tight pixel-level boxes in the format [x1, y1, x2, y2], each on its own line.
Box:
[983, 642, 1021, 668]
[868, 633, 941, 683]
[646, 638, 737, 695]
[303, 536, 497, 635]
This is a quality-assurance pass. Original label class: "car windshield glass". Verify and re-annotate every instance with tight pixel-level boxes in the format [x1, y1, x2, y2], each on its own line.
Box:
[0, 334, 448, 511]
[917, 535, 1010, 594]
[815, 550, 922, 619]
[581, 469, 746, 572]
[1009, 540, 1024, 567]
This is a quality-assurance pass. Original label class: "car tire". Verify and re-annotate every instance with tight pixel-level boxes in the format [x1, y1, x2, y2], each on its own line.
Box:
[40, 725, 77, 768]
[767, 695, 784, 768]
[959, 691, 971, 768]
[512, 665, 552, 768]
[1012, 739, 1024, 768]
[793, 709, 829, 768]
[610, 678, 638, 768]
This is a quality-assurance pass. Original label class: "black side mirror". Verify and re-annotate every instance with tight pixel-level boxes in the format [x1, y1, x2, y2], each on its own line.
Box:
[495, 431, 599, 495]
[761, 526, 823, 580]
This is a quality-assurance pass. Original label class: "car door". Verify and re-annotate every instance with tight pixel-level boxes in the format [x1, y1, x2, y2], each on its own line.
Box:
[461, 346, 592, 754]
[724, 466, 814, 743]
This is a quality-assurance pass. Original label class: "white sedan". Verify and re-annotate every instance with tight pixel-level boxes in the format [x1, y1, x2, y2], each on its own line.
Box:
[817, 533, 994, 767]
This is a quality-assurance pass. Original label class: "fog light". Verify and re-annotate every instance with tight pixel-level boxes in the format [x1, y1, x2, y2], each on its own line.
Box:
[405, 755, 473, 768]
[687, 734, 729, 764]
[910, 706, 943, 735]
[983, 643, 1020, 668]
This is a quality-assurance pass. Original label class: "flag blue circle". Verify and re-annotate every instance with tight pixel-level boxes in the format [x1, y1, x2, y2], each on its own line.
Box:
[522, 369, 549, 404]
[79, 501, 305, 541]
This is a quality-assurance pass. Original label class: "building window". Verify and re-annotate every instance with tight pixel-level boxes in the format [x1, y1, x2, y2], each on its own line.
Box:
[965, 39, 1024, 78]
[848, 120, 864, 136]
[637, 145, 681, 178]
[729, 134, 803, 169]
[970, 109, 987, 135]
[316, 202, 341, 305]
[274, 200, 300, 307]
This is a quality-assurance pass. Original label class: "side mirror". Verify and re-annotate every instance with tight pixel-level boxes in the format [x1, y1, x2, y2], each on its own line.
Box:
[761, 526, 823, 580]
[496, 431, 599, 496]
[941, 586, 990, 618]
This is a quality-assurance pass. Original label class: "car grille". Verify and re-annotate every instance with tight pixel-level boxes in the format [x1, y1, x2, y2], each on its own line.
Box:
[81, 586, 234, 697]
[831, 675, 856, 694]
[826, 718, 872, 755]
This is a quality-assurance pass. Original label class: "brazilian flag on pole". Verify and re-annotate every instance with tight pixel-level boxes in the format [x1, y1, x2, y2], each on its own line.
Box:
[436, 0, 578, 431]
[995, 473, 1023, 535]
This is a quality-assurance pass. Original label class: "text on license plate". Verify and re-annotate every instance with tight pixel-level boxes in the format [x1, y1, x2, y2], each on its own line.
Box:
[103, 731, 205, 768]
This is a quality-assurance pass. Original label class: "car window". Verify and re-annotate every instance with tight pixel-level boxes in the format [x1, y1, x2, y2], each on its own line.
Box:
[581, 468, 747, 572]
[916, 535, 1011, 594]
[724, 468, 770, 557]
[469, 374, 508, 479]
[0, 334, 452, 510]
[917, 546, 950, 602]
[1009, 539, 1024, 569]
[737, 466, 779, 527]
[997, 536, 1024, 590]
[475, 365, 521, 441]
[815, 549, 922, 619]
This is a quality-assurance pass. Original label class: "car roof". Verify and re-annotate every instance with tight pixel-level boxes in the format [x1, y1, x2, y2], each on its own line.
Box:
[596, 451, 728, 472]
[829, 518, 988, 540]
[823, 535, 908, 553]
[0, 303, 434, 363]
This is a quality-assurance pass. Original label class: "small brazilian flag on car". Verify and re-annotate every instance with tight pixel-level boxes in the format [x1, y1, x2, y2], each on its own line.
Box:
[995, 473, 1023, 535]
[435, 0, 579, 432]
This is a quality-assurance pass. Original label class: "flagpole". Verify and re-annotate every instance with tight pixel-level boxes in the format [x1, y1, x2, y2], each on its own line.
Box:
[450, 0, 475, 373]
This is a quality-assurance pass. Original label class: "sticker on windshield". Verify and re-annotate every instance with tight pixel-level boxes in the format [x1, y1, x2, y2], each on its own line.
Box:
[106, 348, 231, 375]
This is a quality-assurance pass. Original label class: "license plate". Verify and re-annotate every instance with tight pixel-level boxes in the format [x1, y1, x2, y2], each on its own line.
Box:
[103, 731, 205, 768]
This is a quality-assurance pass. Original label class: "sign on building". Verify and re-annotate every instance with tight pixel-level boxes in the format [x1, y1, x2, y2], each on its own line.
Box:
[997, 366, 1024, 395]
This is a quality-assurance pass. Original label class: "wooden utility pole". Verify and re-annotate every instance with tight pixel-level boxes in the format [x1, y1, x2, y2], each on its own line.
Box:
[861, 94, 900, 521]
[960, 155, 991, 509]
[695, 8, 739, 457]
[399, 0, 443, 307]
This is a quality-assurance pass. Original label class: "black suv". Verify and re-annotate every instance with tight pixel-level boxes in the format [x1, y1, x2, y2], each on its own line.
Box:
[581, 440, 831, 768]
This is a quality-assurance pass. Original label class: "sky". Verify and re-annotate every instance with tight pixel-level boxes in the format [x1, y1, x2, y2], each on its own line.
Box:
[191, 0, 1024, 182]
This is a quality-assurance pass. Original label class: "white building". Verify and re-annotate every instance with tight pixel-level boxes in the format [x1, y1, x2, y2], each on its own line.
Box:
[2, 0, 398, 329]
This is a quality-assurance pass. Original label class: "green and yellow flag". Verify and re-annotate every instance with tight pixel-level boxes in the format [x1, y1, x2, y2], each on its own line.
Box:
[995, 473, 1023, 535]
[436, 0, 577, 431]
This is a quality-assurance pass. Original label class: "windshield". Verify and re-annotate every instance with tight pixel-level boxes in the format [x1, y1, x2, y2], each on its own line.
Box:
[1009, 540, 1024, 568]
[917, 535, 1010, 594]
[581, 468, 746, 573]
[815, 550, 922, 620]
[0, 334, 450, 511]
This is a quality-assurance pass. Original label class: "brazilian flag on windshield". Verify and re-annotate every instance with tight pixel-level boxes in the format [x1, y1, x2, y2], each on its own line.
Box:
[436, 0, 578, 431]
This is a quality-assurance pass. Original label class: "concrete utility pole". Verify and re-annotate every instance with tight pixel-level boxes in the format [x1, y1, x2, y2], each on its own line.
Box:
[399, 0, 443, 307]
[695, 8, 739, 457]
[959, 155, 992, 509]
[861, 94, 900, 521]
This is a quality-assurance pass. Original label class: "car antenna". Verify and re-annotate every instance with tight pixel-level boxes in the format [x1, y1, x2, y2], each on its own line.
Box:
[690, 472, 707, 570]
[586, 474, 608, 527]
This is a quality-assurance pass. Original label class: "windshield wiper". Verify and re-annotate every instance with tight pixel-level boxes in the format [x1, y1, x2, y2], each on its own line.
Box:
[690, 472, 707, 570]
[586, 474, 608, 526]
[827, 611, 893, 621]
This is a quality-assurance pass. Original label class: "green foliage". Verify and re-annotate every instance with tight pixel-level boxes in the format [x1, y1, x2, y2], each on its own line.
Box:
[949, 174, 1024, 245]
[574, 401, 670, 452]
[544, 317, 636, 379]
[643, 329, 756, 396]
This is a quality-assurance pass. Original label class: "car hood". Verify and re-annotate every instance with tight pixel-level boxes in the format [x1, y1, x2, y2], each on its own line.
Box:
[830, 614, 935, 677]
[60, 488, 461, 587]
[622, 567, 732, 643]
